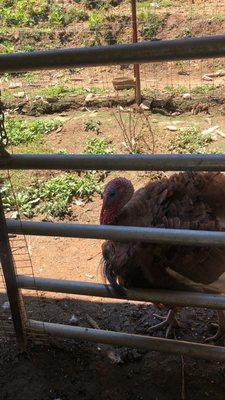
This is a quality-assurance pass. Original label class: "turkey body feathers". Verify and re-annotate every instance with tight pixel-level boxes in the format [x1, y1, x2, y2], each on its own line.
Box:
[101, 172, 225, 295]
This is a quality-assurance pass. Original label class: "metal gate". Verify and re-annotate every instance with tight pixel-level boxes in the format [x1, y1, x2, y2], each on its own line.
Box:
[1, 35, 225, 360]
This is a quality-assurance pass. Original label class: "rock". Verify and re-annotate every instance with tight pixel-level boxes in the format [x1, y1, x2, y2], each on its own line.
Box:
[202, 75, 213, 81]
[201, 125, 220, 135]
[112, 76, 135, 91]
[85, 273, 95, 279]
[9, 82, 22, 89]
[140, 103, 149, 110]
[75, 199, 84, 206]
[1, 301, 10, 310]
[217, 130, 225, 138]
[13, 91, 25, 98]
[69, 314, 79, 325]
[182, 93, 191, 99]
[165, 125, 178, 131]
[205, 70, 225, 78]
[11, 211, 19, 219]
[85, 93, 95, 102]
[141, 99, 152, 109]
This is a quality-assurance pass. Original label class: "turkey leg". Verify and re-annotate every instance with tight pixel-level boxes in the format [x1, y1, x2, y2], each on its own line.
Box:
[148, 307, 182, 338]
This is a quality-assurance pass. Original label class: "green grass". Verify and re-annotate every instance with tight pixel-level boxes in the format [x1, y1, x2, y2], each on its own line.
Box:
[85, 137, 113, 154]
[191, 84, 215, 94]
[38, 85, 105, 98]
[5, 118, 62, 146]
[169, 126, 213, 153]
[164, 84, 189, 94]
[1, 172, 102, 218]
[207, 13, 225, 22]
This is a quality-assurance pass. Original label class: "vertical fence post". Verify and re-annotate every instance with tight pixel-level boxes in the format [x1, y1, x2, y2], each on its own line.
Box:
[131, 0, 141, 105]
[0, 194, 27, 351]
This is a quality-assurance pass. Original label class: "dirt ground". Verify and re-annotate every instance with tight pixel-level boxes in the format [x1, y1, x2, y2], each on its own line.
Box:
[1, 109, 225, 399]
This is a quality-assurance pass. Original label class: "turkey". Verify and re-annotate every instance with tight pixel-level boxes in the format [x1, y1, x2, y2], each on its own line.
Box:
[100, 172, 225, 340]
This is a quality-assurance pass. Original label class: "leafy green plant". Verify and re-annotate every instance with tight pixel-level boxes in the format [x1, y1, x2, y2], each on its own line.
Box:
[2, 183, 40, 218]
[85, 137, 113, 154]
[40, 173, 102, 217]
[0, 41, 14, 54]
[85, 0, 104, 9]
[1, 172, 102, 218]
[88, 12, 103, 45]
[5, 118, 62, 145]
[1, 0, 49, 26]
[0, 0, 69, 27]
[139, 12, 161, 39]
[48, 3, 65, 26]
[169, 126, 213, 153]
[84, 120, 101, 133]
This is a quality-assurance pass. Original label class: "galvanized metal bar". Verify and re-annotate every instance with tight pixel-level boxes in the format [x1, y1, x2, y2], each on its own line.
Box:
[27, 319, 225, 361]
[6, 220, 225, 246]
[1, 153, 225, 171]
[17, 275, 225, 310]
[0, 195, 27, 350]
[0, 35, 225, 73]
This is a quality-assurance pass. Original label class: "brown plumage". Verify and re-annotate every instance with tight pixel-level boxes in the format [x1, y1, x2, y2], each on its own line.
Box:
[100, 172, 225, 339]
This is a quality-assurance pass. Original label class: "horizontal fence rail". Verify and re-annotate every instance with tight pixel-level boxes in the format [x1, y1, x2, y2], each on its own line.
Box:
[27, 319, 225, 361]
[17, 275, 225, 309]
[0, 35, 225, 73]
[1, 154, 225, 171]
[6, 220, 225, 246]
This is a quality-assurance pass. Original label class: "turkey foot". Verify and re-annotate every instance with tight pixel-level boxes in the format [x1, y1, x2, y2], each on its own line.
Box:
[148, 308, 181, 338]
[204, 310, 225, 344]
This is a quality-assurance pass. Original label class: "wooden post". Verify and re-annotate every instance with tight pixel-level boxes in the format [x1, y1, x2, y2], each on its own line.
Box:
[0, 194, 27, 351]
[131, 0, 141, 104]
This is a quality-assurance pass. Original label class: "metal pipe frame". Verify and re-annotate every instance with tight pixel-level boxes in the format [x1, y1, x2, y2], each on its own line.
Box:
[27, 319, 225, 361]
[6, 219, 225, 246]
[7, 219, 225, 247]
[17, 275, 225, 310]
[0, 196, 27, 350]
[1, 153, 225, 171]
[0, 35, 225, 73]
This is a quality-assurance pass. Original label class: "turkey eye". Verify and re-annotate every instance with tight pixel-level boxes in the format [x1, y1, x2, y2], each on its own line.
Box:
[109, 190, 116, 199]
